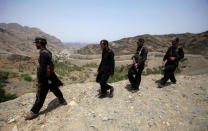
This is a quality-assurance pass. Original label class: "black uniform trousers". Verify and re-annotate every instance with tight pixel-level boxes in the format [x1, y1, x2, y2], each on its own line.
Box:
[128, 63, 145, 90]
[96, 73, 112, 94]
[160, 62, 177, 85]
[31, 80, 64, 114]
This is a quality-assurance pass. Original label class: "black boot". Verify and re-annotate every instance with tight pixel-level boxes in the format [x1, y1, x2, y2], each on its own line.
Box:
[59, 98, 67, 105]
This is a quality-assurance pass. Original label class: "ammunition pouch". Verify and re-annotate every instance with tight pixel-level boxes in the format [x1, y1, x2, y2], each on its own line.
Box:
[133, 54, 142, 63]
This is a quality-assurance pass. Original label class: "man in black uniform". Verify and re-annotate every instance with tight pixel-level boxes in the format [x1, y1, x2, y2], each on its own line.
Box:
[128, 38, 148, 93]
[24, 37, 67, 120]
[96, 40, 115, 98]
[159, 37, 184, 87]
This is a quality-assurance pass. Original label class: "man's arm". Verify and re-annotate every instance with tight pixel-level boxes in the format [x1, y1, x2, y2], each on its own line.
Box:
[38, 53, 48, 83]
[138, 47, 148, 65]
[97, 58, 102, 73]
[177, 47, 184, 61]
[163, 47, 170, 62]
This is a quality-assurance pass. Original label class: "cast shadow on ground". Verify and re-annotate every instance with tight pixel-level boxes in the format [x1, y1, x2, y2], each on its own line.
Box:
[39, 98, 61, 115]
[124, 84, 133, 92]
[96, 89, 113, 99]
[155, 79, 171, 88]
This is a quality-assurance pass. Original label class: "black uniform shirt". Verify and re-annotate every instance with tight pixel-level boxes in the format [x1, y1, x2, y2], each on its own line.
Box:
[135, 46, 148, 65]
[37, 48, 52, 83]
[98, 48, 115, 75]
[163, 46, 184, 64]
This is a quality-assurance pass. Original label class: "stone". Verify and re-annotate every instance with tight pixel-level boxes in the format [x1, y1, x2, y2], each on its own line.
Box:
[137, 120, 141, 124]
[102, 117, 108, 121]
[12, 125, 18, 131]
[37, 120, 44, 125]
[8, 116, 19, 124]
[69, 101, 78, 106]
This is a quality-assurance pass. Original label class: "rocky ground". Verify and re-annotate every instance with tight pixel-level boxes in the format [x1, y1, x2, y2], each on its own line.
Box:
[0, 74, 208, 131]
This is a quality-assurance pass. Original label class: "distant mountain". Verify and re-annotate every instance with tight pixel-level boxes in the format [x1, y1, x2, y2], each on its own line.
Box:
[77, 31, 208, 56]
[0, 23, 65, 56]
[64, 42, 88, 49]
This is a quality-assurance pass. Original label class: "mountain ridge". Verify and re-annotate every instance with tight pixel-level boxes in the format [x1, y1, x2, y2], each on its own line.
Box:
[0, 23, 65, 57]
[78, 31, 208, 56]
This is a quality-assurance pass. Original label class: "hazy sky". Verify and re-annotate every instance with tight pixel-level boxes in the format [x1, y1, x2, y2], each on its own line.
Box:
[0, 0, 208, 43]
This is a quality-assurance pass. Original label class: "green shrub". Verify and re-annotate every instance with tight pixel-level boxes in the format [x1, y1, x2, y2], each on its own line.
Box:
[141, 66, 164, 76]
[108, 66, 128, 83]
[0, 88, 17, 102]
[142, 71, 147, 76]
[0, 71, 9, 83]
[180, 58, 188, 63]
[0, 71, 17, 102]
[54, 60, 82, 77]
[5, 93, 17, 100]
[8, 72, 19, 78]
[22, 74, 32, 81]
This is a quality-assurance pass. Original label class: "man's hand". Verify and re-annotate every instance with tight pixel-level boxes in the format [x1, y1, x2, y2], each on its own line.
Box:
[170, 57, 176, 61]
[162, 60, 165, 65]
[110, 74, 114, 77]
[134, 63, 139, 68]
[36, 82, 41, 87]
[36, 82, 41, 91]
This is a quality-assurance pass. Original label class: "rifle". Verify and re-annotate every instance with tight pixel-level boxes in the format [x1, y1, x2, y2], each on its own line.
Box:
[131, 46, 144, 73]
[132, 56, 138, 73]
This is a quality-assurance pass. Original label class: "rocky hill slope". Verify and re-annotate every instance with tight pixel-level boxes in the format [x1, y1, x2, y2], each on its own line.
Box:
[78, 31, 208, 56]
[0, 23, 64, 57]
[0, 74, 207, 131]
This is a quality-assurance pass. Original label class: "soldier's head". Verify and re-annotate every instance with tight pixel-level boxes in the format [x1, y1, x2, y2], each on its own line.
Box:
[137, 38, 144, 47]
[100, 40, 108, 50]
[171, 37, 179, 47]
[33, 37, 47, 49]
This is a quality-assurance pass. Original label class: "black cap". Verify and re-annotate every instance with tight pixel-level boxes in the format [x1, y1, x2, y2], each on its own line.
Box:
[137, 38, 144, 43]
[33, 37, 47, 45]
[171, 37, 179, 42]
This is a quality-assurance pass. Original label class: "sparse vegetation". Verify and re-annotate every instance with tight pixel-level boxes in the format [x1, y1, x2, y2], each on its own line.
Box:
[0, 71, 17, 102]
[22, 74, 32, 81]
[83, 63, 98, 68]
[54, 59, 82, 77]
[18, 66, 24, 72]
[8, 72, 19, 78]
[142, 58, 188, 75]
[105, 59, 188, 82]
[108, 65, 128, 83]
[180, 58, 188, 63]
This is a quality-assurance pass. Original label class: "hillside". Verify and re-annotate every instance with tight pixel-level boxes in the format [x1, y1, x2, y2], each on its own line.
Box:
[0, 23, 64, 57]
[77, 31, 208, 56]
[64, 42, 88, 49]
[0, 74, 208, 131]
